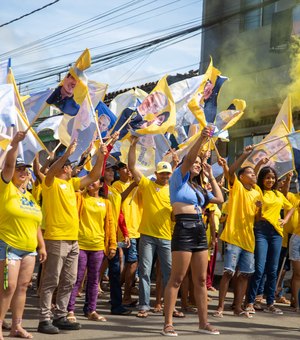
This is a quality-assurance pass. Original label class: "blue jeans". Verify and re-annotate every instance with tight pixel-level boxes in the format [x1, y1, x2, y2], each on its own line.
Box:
[248, 220, 282, 306]
[138, 234, 171, 311]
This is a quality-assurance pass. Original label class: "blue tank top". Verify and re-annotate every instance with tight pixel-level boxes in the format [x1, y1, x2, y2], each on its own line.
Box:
[169, 166, 214, 207]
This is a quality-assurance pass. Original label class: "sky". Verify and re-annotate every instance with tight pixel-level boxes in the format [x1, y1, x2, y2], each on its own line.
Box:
[0, 0, 203, 95]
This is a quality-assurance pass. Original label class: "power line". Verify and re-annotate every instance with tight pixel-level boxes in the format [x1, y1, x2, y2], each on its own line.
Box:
[0, 0, 60, 28]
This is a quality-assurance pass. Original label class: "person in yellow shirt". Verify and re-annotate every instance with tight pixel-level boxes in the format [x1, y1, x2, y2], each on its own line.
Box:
[112, 162, 142, 306]
[67, 178, 116, 322]
[128, 136, 173, 319]
[214, 146, 262, 319]
[38, 140, 107, 335]
[247, 165, 294, 315]
[0, 131, 45, 340]
[102, 161, 131, 316]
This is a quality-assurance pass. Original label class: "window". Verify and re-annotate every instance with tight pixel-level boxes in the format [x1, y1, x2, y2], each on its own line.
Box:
[241, 0, 277, 31]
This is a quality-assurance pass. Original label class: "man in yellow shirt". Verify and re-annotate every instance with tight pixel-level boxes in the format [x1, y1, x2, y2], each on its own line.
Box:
[38, 140, 106, 334]
[214, 146, 262, 318]
[113, 162, 142, 306]
[128, 136, 173, 318]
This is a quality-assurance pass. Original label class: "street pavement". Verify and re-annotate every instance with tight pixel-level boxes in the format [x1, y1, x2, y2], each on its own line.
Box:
[3, 283, 300, 340]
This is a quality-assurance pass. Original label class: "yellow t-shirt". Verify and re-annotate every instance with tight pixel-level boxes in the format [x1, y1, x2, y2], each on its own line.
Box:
[220, 178, 262, 253]
[255, 186, 293, 237]
[42, 177, 81, 240]
[206, 203, 221, 233]
[78, 193, 106, 251]
[0, 176, 42, 252]
[107, 185, 122, 241]
[32, 180, 43, 206]
[112, 180, 143, 239]
[286, 192, 300, 238]
[138, 176, 172, 240]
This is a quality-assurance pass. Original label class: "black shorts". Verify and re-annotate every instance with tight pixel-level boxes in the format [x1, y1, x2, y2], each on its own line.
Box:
[171, 214, 208, 253]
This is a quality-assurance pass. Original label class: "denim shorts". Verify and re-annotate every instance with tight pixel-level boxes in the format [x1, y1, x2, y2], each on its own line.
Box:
[289, 234, 300, 261]
[0, 240, 37, 261]
[123, 238, 139, 263]
[224, 243, 254, 274]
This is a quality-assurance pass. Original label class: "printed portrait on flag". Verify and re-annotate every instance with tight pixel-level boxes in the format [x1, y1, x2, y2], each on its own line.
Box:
[46, 73, 80, 116]
[95, 101, 117, 138]
[112, 91, 170, 139]
[245, 136, 293, 178]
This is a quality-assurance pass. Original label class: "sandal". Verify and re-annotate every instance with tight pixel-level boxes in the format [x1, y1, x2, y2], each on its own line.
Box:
[136, 310, 148, 318]
[275, 296, 290, 304]
[234, 311, 253, 318]
[2, 320, 11, 330]
[172, 309, 185, 318]
[161, 324, 178, 337]
[153, 306, 163, 313]
[67, 311, 77, 323]
[245, 304, 256, 314]
[253, 302, 263, 311]
[208, 286, 217, 292]
[9, 329, 33, 339]
[87, 311, 107, 322]
[198, 323, 220, 335]
[182, 305, 197, 313]
[212, 310, 223, 318]
[263, 305, 283, 315]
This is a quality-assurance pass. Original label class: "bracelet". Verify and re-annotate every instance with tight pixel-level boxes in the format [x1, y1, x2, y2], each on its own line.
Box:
[208, 177, 216, 183]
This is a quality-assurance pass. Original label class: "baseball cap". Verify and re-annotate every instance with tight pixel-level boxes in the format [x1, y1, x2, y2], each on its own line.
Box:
[105, 162, 118, 170]
[117, 162, 127, 170]
[156, 161, 172, 174]
[15, 157, 32, 168]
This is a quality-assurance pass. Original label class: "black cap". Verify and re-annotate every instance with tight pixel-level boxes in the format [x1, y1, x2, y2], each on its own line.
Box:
[105, 162, 118, 170]
[16, 157, 32, 168]
[49, 157, 77, 168]
[117, 162, 127, 170]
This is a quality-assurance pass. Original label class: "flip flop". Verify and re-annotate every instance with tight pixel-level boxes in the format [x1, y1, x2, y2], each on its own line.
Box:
[9, 329, 33, 339]
[173, 309, 185, 318]
[212, 310, 223, 318]
[153, 306, 163, 313]
[136, 310, 148, 318]
[234, 311, 253, 318]
[161, 324, 178, 337]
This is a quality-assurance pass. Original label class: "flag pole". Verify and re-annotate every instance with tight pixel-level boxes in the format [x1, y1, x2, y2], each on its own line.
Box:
[211, 138, 220, 159]
[268, 142, 289, 160]
[105, 113, 134, 146]
[24, 102, 48, 133]
[87, 93, 103, 144]
[253, 134, 288, 148]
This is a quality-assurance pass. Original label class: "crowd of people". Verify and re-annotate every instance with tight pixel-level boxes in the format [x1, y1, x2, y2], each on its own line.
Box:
[0, 125, 299, 339]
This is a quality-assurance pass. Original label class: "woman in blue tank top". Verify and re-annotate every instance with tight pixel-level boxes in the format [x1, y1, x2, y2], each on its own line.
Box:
[162, 126, 223, 336]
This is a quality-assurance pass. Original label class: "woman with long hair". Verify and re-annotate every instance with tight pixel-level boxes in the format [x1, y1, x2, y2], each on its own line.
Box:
[247, 166, 294, 314]
[0, 132, 46, 340]
[162, 127, 223, 336]
[67, 178, 116, 322]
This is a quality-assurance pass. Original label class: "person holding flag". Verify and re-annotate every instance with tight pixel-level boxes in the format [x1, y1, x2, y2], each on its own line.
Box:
[162, 126, 223, 336]
[0, 131, 46, 340]
[38, 140, 107, 335]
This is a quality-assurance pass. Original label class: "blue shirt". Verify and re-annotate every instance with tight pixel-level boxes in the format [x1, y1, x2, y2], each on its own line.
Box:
[169, 165, 214, 207]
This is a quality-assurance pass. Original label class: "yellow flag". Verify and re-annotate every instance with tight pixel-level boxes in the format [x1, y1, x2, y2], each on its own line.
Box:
[188, 58, 221, 128]
[243, 96, 294, 178]
[135, 75, 176, 135]
[67, 49, 91, 105]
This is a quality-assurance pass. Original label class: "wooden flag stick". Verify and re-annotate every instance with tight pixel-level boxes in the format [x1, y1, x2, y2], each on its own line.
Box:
[252, 130, 300, 148]
[268, 142, 289, 160]
[105, 113, 134, 146]
[24, 102, 48, 133]
[129, 187, 138, 206]
[87, 93, 103, 144]
[211, 138, 220, 159]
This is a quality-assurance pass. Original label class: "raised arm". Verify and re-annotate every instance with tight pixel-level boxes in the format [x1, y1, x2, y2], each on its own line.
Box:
[254, 157, 269, 176]
[280, 172, 292, 197]
[128, 136, 143, 184]
[45, 139, 77, 187]
[79, 143, 107, 189]
[228, 145, 254, 186]
[180, 126, 210, 177]
[2, 131, 26, 183]
[203, 163, 224, 204]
